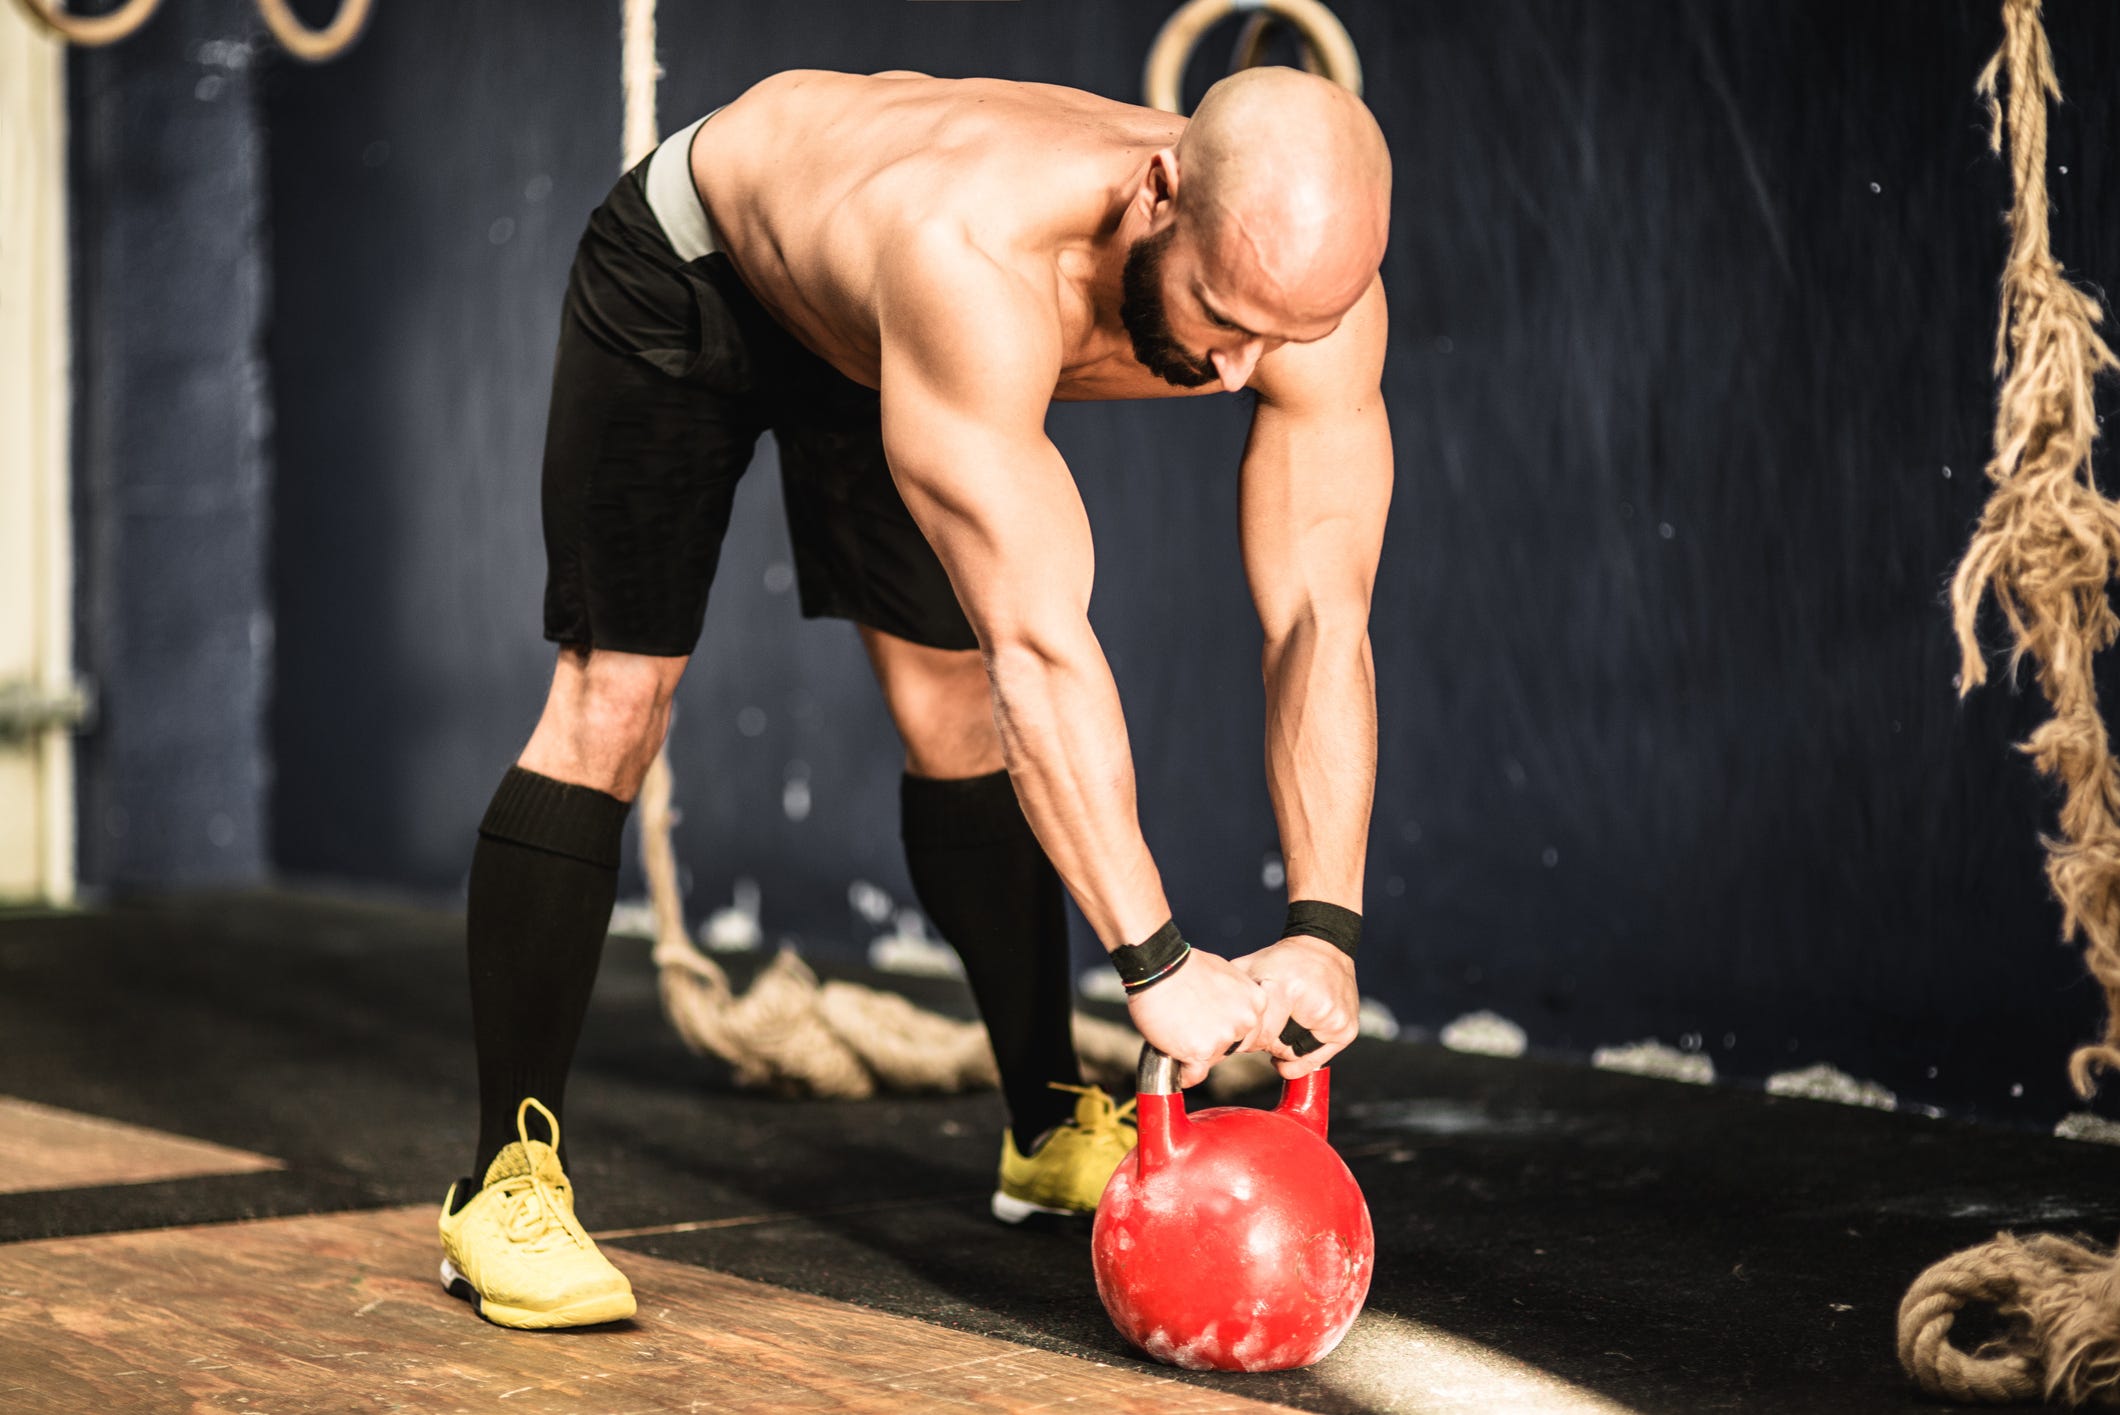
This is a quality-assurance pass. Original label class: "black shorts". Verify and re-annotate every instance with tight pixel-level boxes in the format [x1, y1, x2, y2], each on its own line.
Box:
[539, 156, 976, 656]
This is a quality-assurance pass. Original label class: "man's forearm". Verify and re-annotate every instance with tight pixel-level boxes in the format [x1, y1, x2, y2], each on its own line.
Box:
[1261, 618, 1377, 910]
[984, 625, 1172, 950]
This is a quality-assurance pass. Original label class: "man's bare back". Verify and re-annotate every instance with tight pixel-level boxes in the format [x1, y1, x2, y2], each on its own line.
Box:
[696, 70, 1222, 402]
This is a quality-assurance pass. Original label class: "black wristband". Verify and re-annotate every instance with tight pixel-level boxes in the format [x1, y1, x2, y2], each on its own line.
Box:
[1111, 920, 1192, 994]
[1283, 900, 1361, 958]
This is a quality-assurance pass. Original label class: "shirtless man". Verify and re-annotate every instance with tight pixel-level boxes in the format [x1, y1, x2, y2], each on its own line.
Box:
[438, 66, 1392, 1329]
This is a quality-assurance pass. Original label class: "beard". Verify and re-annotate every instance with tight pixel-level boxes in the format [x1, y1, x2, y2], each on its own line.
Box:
[1120, 225, 1220, 389]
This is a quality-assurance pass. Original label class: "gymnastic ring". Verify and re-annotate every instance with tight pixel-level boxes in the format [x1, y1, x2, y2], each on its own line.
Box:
[1144, 0, 1363, 115]
[8, 0, 163, 47]
[1229, 12, 1325, 81]
[254, 0, 372, 63]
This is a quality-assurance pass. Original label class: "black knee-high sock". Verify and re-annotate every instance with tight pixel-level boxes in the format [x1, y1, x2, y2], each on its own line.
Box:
[901, 770, 1081, 1150]
[467, 765, 631, 1180]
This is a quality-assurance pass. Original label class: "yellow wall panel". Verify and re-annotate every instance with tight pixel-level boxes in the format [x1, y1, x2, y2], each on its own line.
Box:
[0, 5, 74, 904]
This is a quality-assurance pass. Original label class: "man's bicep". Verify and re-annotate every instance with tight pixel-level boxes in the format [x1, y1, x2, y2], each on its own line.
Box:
[884, 408, 1095, 640]
[1240, 404, 1391, 637]
[1241, 281, 1394, 634]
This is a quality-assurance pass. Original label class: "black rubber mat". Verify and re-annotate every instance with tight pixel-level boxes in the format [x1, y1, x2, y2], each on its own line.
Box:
[3, 892, 2113, 1412]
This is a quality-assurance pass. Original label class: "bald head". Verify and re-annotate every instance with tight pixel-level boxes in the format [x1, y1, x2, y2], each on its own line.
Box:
[1173, 67, 1391, 324]
[1117, 68, 1389, 390]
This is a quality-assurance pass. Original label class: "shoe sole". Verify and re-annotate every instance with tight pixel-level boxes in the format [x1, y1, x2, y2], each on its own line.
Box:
[990, 1190, 1095, 1226]
[439, 1256, 636, 1329]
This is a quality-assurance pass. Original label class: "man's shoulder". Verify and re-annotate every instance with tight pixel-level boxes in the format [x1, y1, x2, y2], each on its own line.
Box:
[1247, 276, 1390, 410]
[875, 224, 1063, 369]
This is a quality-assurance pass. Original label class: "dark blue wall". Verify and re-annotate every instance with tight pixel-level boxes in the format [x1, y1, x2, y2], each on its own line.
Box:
[232, 1, 2120, 1125]
[71, 0, 274, 891]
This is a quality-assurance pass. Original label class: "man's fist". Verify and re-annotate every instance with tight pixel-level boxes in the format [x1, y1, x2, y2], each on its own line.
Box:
[1125, 948, 1270, 1088]
[1233, 935, 1359, 1076]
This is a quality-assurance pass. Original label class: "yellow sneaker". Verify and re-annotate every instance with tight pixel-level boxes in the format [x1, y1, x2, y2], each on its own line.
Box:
[437, 1097, 636, 1329]
[991, 1083, 1138, 1224]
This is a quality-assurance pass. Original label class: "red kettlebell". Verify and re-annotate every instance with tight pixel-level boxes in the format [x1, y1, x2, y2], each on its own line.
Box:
[1092, 1044, 1374, 1372]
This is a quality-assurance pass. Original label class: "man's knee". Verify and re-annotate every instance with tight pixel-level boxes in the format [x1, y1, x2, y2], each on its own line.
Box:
[859, 626, 1004, 777]
[522, 648, 687, 798]
[895, 650, 1004, 779]
[571, 651, 680, 746]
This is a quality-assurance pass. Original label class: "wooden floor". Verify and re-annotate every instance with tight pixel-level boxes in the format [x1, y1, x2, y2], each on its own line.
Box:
[0, 1205, 1300, 1414]
[22, 894, 2100, 1412]
[0, 1096, 282, 1194]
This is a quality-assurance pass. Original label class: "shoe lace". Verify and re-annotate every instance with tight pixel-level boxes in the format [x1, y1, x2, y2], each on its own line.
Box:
[497, 1096, 584, 1255]
[495, 1171, 581, 1253]
[1048, 1082, 1137, 1138]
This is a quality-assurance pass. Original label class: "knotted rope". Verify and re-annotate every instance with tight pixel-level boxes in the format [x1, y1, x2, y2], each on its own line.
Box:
[1901, 1234, 2120, 1406]
[1949, 0, 2120, 1099]
[1902, 0, 2120, 1402]
[643, 748, 1200, 1099]
[613, 1, 1044, 1100]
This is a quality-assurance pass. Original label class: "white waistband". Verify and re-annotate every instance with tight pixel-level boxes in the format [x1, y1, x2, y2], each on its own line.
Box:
[645, 112, 722, 262]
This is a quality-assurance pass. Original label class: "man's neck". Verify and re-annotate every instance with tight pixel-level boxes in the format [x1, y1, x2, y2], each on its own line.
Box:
[1055, 157, 1151, 355]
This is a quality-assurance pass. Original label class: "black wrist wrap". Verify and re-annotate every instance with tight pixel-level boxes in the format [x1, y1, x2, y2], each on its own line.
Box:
[1111, 919, 1191, 994]
[1284, 899, 1361, 958]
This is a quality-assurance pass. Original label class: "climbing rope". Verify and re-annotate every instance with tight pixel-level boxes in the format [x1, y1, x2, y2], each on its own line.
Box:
[1143, 0, 1361, 115]
[1949, 0, 2120, 1101]
[620, 5, 1271, 1100]
[620, 0, 658, 169]
[1900, 1233, 2120, 1406]
[644, 745, 1182, 1099]
[1902, 0, 2120, 1403]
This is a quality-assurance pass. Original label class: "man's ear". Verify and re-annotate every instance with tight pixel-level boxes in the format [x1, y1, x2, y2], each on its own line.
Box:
[1142, 147, 1180, 220]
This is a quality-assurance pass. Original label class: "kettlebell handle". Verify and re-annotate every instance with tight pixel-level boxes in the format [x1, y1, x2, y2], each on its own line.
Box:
[1132, 1039, 1333, 1151]
[1134, 1021, 1323, 1095]
[1136, 1046, 1184, 1096]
